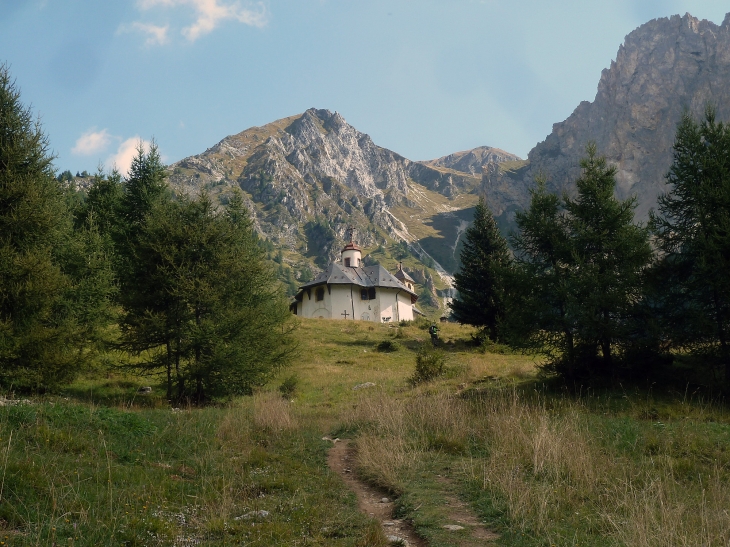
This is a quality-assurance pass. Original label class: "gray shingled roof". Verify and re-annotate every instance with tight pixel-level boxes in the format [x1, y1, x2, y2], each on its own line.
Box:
[395, 268, 415, 283]
[298, 263, 418, 298]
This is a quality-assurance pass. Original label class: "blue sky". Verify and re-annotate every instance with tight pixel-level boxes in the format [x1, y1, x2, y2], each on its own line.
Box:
[1, 1, 728, 175]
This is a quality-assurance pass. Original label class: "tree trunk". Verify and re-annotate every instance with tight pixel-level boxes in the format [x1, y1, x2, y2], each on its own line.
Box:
[166, 341, 172, 399]
[711, 287, 730, 383]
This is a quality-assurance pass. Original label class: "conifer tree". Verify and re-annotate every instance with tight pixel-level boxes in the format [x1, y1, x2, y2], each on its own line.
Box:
[651, 107, 730, 382]
[509, 177, 576, 369]
[563, 144, 652, 375]
[0, 65, 114, 389]
[75, 166, 123, 236]
[510, 147, 653, 378]
[119, 191, 295, 402]
[450, 197, 512, 341]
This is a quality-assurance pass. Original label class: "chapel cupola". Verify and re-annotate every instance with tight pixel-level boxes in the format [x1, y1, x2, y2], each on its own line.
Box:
[395, 261, 415, 291]
[341, 227, 362, 268]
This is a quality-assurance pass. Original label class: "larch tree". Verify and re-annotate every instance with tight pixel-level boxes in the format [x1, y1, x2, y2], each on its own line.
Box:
[508, 177, 577, 371]
[118, 177, 296, 401]
[650, 107, 730, 383]
[563, 144, 652, 376]
[0, 65, 114, 390]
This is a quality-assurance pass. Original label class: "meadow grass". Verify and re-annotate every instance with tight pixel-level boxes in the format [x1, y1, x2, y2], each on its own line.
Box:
[1, 317, 729, 546]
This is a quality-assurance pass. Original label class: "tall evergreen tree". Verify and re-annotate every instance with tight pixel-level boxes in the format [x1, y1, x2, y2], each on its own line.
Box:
[75, 166, 123, 235]
[563, 144, 652, 375]
[450, 197, 512, 341]
[509, 147, 654, 378]
[119, 141, 167, 229]
[119, 191, 296, 402]
[0, 65, 114, 390]
[651, 107, 730, 382]
[509, 177, 577, 369]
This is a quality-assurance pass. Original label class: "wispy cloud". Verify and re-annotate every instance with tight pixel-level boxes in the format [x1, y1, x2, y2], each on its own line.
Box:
[131, 0, 267, 44]
[72, 128, 113, 156]
[106, 137, 152, 177]
[131, 22, 170, 45]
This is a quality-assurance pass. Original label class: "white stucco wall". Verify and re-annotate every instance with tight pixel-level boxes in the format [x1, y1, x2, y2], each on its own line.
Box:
[294, 283, 414, 322]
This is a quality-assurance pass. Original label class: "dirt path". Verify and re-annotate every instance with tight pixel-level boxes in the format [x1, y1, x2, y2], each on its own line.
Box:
[327, 440, 499, 546]
[435, 476, 500, 545]
[327, 439, 427, 546]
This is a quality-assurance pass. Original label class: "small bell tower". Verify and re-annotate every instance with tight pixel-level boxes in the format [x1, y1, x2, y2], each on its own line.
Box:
[341, 226, 362, 268]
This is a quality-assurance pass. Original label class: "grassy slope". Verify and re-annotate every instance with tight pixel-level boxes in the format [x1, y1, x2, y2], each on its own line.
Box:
[1, 319, 729, 546]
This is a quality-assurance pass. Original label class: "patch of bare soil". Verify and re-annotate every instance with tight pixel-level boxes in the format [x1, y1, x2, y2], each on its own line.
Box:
[327, 439, 427, 546]
[436, 476, 500, 544]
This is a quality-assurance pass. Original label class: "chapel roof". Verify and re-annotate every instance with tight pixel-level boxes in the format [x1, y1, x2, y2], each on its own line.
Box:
[298, 262, 417, 298]
[341, 241, 362, 252]
[394, 264, 415, 284]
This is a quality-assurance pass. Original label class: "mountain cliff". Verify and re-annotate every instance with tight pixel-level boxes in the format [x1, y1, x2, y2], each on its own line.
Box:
[167, 109, 518, 303]
[495, 12, 730, 221]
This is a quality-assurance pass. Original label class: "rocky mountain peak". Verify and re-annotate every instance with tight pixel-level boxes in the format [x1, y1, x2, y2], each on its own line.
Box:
[423, 146, 523, 176]
[498, 11, 730, 222]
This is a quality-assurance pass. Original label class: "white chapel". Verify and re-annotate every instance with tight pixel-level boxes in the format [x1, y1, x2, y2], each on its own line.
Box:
[290, 239, 419, 322]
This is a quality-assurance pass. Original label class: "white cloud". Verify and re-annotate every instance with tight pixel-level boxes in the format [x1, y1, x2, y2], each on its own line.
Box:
[134, 0, 267, 43]
[131, 22, 170, 45]
[72, 128, 113, 156]
[106, 137, 151, 177]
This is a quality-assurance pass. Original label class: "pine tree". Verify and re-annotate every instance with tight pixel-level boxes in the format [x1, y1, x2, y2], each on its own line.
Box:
[651, 107, 730, 382]
[563, 144, 652, 375]
[450, 197, 512, 341]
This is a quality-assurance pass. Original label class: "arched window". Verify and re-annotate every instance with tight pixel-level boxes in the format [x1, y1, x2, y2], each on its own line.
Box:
[315, 287, 325, 301]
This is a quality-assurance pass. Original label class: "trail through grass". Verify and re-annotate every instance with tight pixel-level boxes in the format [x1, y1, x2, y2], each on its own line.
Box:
[1, 317, 729, 546]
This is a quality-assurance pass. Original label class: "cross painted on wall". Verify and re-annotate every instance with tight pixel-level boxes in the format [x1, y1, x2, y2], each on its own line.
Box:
[341, 310, 350, 319]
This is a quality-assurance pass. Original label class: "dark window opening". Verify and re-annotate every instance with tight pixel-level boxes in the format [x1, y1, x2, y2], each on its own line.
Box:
[345, 257, 351, 267]
[361, 289, 368, 300]
[368, 287, 376, 300]
[316, 287, 325, 301]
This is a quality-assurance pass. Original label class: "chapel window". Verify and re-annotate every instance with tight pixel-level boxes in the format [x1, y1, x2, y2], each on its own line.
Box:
[368, 287, 376, 300]
[345, 258, 351, 267]
[316, 287, 325, 301]
[360, 289, 368, 300]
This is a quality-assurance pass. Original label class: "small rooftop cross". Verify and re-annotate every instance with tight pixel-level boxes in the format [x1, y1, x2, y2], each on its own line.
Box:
[346, 225, 355, 243]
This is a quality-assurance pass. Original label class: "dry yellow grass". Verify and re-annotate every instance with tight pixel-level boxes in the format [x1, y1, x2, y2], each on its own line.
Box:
[253, 391, 297, 432]
[340, 382, 730, 546]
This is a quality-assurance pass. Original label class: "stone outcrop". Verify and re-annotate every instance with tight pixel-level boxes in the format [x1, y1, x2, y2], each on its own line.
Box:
[499, 12, 730, 221]
[167, 108, 515, 272]
[422, 146, 522, 176]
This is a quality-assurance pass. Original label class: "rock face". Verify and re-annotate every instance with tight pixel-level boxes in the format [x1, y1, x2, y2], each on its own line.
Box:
[497, 12, 730, 221]
[422, 146, 522, 176]
[167, 108, 514, 275]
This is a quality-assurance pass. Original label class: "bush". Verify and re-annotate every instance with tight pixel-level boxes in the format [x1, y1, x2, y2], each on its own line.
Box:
[376, 340, 399, 352]
[412, 347, 445, 383]
[278, 374, 299, 399]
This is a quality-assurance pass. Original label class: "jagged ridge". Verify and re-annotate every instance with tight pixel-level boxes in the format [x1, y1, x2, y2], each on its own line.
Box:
[492, 12, 730, 221]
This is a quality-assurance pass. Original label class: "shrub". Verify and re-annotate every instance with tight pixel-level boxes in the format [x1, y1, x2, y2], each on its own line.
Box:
[278, 374, 299, 399]
[377, 340, 399, 352]
[412, 347, 445, 383]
